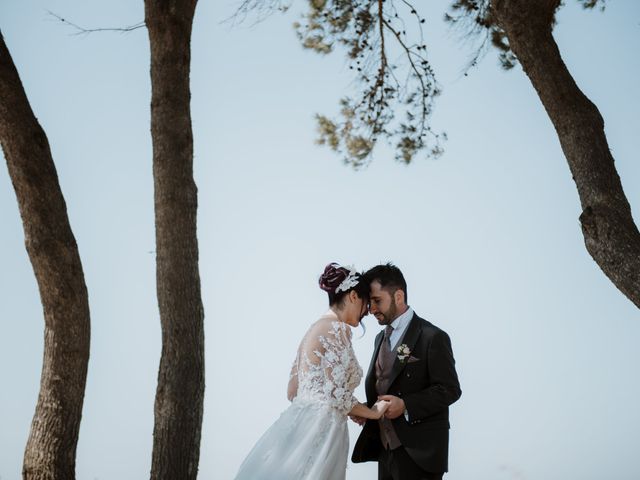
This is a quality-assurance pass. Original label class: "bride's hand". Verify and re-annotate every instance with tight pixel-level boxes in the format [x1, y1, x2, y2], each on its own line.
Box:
[371, 400, 390, 419]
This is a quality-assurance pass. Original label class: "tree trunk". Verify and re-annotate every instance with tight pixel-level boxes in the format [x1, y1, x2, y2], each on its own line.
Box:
[0, 33, 91, 480]
[492, 0, 640, 308]
[145, 2, 205, 479]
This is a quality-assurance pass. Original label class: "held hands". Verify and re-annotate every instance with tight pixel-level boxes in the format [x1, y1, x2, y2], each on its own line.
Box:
[370, 399, 391, 419]
[377, 395, 405, 419]
[347, 398, 396, 424]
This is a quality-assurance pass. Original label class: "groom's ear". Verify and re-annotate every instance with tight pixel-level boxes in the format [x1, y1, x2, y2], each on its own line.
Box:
[393, 289, 405, 306]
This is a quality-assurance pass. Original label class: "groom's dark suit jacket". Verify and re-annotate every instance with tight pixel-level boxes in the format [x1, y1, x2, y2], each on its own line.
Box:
[352, 313, 461, 473]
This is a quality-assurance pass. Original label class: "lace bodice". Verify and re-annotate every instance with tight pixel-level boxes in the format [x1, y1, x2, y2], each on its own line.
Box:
[288, 314, 362, 415]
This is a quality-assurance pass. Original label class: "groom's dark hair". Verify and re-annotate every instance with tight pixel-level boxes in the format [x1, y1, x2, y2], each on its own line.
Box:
[364, 263, 408, 303]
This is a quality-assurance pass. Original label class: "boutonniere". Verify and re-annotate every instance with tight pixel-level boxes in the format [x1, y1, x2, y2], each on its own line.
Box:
[397, 344, 411, 364]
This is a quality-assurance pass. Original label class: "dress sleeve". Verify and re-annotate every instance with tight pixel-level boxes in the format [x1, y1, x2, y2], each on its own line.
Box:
[316, 322, 359, 415]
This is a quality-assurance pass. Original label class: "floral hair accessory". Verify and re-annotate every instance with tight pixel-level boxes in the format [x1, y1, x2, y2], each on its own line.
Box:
[319, 263, 360, 294]
[335, 265, 359, 293]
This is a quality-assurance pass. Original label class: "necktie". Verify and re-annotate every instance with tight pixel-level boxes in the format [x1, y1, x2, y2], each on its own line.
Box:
[376, 324, 395, 374]
[376, 324, 399, 449]
[384, 325, 394, 348]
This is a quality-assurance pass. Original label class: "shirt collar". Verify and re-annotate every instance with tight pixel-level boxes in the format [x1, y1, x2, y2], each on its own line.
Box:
[391, 306, 414, 332]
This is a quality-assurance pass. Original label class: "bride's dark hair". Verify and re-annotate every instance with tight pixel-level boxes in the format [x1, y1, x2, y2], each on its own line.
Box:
[318, 263, 370, 306]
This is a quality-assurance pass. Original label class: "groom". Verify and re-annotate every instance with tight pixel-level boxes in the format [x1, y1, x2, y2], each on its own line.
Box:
[351, 263, 461, 480]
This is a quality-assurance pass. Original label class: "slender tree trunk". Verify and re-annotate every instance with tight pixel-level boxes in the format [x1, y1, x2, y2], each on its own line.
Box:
[492, 0, 640, 308]
[145, 2, 205, 478]
[0, 33, 90, 479]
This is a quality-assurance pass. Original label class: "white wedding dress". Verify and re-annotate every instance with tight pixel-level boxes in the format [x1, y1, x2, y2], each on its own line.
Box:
[235, 313, 363, 480]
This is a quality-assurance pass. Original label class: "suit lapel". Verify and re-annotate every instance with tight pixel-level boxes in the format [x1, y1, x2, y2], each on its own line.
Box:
[386, 314, 422, 389]
[365, 331, 384, 402]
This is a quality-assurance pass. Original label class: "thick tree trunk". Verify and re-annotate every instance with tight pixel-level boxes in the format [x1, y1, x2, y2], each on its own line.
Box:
[145, 2, 205, 479]
[492, 0, 640, 308]
[0, 33, 90, 479]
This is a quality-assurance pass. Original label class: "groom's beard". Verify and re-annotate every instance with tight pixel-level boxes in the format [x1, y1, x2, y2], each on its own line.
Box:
[377, 297, 398, 325]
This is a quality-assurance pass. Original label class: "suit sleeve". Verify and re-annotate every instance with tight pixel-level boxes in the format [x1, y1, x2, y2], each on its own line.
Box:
[403, 329, 461, 421]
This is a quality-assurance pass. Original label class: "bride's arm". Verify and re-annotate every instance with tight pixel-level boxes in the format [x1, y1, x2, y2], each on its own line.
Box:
[349, 400, 390, 420]
[287, 361, 298, 401]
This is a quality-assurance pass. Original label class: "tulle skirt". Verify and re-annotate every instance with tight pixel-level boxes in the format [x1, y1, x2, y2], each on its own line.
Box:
[235, 398, 349, 480]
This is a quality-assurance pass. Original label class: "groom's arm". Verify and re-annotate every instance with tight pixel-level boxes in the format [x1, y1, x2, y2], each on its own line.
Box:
[402, 329, 461, 421]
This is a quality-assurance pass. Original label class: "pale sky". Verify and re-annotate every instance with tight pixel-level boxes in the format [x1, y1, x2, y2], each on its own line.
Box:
[1, 1, 639, 479]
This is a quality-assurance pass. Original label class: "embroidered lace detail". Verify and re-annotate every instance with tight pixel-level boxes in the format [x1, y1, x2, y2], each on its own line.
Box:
[236, 314, 359, 479]
[288, 315, 362, 415]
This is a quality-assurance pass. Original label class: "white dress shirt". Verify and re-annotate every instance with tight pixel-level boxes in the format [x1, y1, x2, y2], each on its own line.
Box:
[384, 306, 414, 420]
[388, 306, 414, 349]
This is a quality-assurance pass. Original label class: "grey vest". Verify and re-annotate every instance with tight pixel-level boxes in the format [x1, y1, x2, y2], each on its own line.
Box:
[375, 328, 402, 449]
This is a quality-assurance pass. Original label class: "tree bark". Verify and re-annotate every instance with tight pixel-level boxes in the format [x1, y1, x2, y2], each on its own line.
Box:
[492, 0, 640, 308]
[145, 2, 205, 479]
[0, 33, 91, 479]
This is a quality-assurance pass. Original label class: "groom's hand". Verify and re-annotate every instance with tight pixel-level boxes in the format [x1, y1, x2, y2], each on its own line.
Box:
[378, 395, 405, 419]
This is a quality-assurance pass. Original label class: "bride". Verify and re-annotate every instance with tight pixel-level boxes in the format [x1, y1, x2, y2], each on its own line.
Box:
[235, 263, 389, 479]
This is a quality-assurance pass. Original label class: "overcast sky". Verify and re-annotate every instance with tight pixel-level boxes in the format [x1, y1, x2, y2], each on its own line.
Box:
[1, 1, 639, 479]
